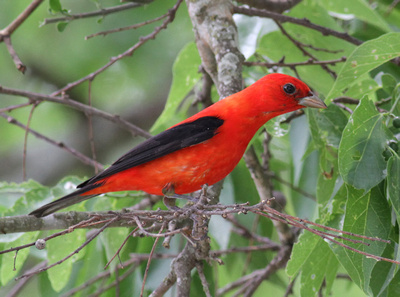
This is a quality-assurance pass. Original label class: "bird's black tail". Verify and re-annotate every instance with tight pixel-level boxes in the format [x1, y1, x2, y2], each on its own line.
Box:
[29, 185, 100, 217]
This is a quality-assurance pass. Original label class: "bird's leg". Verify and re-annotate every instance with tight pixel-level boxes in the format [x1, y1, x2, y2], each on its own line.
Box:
[161, 183, 199, 202]
[162, 195, 179, 211]
[162, 183, 190, 211]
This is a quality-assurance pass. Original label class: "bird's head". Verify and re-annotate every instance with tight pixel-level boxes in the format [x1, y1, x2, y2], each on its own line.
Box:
[247, 73, 327, 115]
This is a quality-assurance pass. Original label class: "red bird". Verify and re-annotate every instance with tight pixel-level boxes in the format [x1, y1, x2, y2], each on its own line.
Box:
[30, 73, 326, 217]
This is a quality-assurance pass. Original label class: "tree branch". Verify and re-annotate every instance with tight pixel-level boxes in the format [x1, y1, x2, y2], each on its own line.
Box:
[2, 36, 26, 73]
[0, 0, 44, 41]
[0, 0, 44, 72]
[233, 5, 362, 46]
[186, 0, 244, 98]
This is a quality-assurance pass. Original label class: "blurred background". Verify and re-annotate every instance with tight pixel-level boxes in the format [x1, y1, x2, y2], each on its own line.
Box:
[0, 0, 193, 186]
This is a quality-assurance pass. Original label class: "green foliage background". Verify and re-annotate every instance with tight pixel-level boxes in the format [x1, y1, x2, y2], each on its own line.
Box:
[1, 0, 400, 296]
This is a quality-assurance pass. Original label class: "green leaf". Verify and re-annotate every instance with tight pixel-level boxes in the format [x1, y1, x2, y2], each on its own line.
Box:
[47, 229, 86, 292]
[286, 230, 321, 278]
[151, 42, 202, 134]
[387, 154, 400, 224]
[388, 269, 400, 297]
[286, 229, 340, 297]
[49, 0, 62, 13]
[0, 180, 52, 216]
[338, 97, 393, 191]
[316, 161, 340, 211]
[320, 0, 391, 32]
[369, 240, 400, 296]
[380, 73, 397, 96]
[391, 84, 400, 118]
[330, 185, 391, 295]
[307, 106, 344, 202]
[309, 104, 348, 149]
[327, 32, 400, 100]
[300, 239, 339, 297]
[0, 231, 39, 285]
[56, 22, 68, 32]
[287, 184, 346, 283]
[344, 74, 380, 101]
[264, 116, 289, 137]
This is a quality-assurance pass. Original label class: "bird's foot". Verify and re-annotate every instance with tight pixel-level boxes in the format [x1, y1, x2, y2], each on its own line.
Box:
[161, 183, 200, 211]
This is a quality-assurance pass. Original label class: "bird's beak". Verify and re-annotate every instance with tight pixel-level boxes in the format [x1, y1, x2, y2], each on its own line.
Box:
[298, 92, 327, 109]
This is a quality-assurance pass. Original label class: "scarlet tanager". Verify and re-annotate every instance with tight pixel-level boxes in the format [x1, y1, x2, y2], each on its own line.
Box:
[30, 73, 326, 217]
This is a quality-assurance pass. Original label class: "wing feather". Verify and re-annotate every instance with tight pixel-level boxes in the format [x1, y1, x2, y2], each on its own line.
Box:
[78, 116, 224, 188]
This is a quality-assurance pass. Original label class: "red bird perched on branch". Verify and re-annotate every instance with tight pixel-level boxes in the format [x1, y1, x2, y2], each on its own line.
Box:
[30, 73, 326, 217]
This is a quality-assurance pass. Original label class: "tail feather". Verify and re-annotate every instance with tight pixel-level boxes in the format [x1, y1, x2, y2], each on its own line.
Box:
[29, 186, 100, 217]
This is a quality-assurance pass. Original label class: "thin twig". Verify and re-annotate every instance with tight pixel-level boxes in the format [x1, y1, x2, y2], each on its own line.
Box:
[15, 217, 119, 280]
[385, 0, 400, 16]
[333, 97, 360, 104]
[0, 217, 99, 256]
[86, 79, 98, 174]
[51, 0, 183, 96]
[22, 104, 37, 180]
[86, 12, 167, 40]
[133, 216, 188, 238]
[242, 245, 292, 296]
[244, 57, 346, 68]
[216, 268, 261, 296]
[104, 227, 139, 269]
[0, 112, 104, 171]
[7, 261, 47, 297]
[226, 215, 279, 245]
[333, 102, 353, 114]
[61, 259, 140, 297]
[259, 205, 390, 243]
[196, 261, 212, 297]
[284, 275, 297, 297]
[0, 102, 32, 113]
[140, 223, 165, 297]
[86, 263, 138, 297]
[267, 172, 316, 200]
[41, 2, 147, 25]
[275, 21, 337, 79]
[233, 5, 362, 46]
[0, 86, 151, 138]
[3, 36, 26, 73]
[0, 0, 44, 41]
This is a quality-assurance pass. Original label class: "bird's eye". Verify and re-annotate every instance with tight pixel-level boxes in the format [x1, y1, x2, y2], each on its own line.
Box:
[283, 83, 296, 95]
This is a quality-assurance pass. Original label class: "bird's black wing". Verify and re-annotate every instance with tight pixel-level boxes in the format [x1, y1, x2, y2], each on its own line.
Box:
[77, 116, 224, 188]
